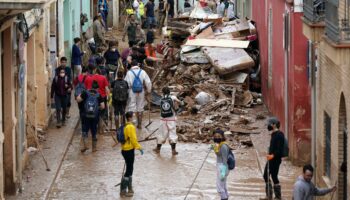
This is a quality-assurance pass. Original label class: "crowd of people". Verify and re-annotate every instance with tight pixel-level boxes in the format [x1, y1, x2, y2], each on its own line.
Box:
[49, 0, 339, 199]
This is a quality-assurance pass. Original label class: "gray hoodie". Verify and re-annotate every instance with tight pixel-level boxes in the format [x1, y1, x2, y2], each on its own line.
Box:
[293, 175, 332, 200]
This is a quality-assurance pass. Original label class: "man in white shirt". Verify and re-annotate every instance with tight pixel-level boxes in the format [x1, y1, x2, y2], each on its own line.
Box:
[124, 60, 152, 129]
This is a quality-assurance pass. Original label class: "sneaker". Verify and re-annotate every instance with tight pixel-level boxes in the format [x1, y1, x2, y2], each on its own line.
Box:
[56, 123, 61, 128]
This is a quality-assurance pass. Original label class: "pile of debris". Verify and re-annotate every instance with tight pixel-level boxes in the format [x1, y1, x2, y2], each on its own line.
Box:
[151, 4, 263, 149]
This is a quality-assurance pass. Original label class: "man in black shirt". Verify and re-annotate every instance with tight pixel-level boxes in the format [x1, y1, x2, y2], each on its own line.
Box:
[261, 117, 284, 200]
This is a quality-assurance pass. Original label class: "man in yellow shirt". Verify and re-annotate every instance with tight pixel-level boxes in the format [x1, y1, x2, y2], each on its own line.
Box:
[120, 111, 144, 197]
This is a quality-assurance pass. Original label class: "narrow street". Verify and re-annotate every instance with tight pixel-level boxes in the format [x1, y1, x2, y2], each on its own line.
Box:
[11, 106, 299, 200]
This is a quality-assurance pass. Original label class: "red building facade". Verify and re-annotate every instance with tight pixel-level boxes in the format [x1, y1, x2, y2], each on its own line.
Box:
[252, 0, 311, 164]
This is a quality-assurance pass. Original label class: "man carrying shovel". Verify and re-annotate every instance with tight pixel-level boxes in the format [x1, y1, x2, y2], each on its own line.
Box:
[153, 86, 184, 155]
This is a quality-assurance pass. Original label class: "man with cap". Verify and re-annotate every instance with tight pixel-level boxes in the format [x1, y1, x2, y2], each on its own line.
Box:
[260, 117, 285, 200]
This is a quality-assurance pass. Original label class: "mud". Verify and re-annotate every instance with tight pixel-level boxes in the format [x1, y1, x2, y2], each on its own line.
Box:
[46, 114, 298, 200]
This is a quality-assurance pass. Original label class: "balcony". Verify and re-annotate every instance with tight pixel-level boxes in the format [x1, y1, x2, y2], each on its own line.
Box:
[325, 0, 350, 44]
[304, 0, 325, 23]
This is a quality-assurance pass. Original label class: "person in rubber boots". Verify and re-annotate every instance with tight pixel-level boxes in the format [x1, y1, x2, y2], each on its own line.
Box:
[153, 86, 184, 155]
[120, 111, 144, 197]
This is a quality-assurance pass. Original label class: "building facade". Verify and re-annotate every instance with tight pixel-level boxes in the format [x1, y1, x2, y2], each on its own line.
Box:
[303, 0, 350, 199]
[252, 0, 311, 164]
[0, 0, 96, 197]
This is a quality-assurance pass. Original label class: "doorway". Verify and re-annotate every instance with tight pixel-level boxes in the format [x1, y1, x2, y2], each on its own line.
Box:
[338, 93, 347, 200]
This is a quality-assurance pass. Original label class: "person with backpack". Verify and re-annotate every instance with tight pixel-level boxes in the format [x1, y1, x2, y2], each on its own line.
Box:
[112, 69, 129, 129]
[74, 67, 92, 138]
[120, 111, 144, 197]
[51, 68, 72, 128]
[213, 129, 232, 200]
[124, 60, 152, 129]
[55, 57, 73, 118]
[260, 117, 285, 200]
[76, 81, 105, 152]
[153, 86, 184, 155]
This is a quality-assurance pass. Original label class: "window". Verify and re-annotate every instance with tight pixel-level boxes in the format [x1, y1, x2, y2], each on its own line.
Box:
[324, 112, 332, 177]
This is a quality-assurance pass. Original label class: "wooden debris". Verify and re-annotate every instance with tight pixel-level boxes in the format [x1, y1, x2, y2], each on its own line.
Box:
[202, 47, 254, 75]
[184, 39, 250, 48]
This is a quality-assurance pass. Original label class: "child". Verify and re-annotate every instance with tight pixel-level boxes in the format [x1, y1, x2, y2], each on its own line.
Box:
[213, 129, 230, 200]
[120, 111, 144, 197]
[153, 86, 184, 155]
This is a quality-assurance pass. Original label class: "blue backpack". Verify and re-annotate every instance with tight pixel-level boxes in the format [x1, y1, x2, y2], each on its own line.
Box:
[74, 75, 87, 97]
[131, 70, 143, 93]
[226, 144, 236, 170]
[84, 91, 100, 119]
[116, 125, 126, 144]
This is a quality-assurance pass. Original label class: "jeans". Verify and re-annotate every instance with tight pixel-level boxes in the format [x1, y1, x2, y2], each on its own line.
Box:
[66, 92, 72, 108]
[263, 158, 281, 185]
[82, 117, 99, 140]
[54, 94, 67, 123]
[147, 16, 156, 28]
[122, 149, 135, 177]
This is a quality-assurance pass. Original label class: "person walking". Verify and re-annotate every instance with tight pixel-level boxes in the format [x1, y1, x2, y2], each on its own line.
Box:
[293, 164, 336, 200]
[71, 37, 85, 79]
[158, 0, 166, 33]
[51, 68, 72, 128]
[260, 117, 285, 200]
[122, 14, 138, 45]
[153, 86, 184, 155]
[74, 66, 92, 151]
[104, 41, 121, 81]
[112, 69, 129, 129]
[120, 111, 144, 197]
[145, 0, 156, 29]
[93, 14, 105, 48]
[213, 129, 230, 200]
[76, 81, 105, 152]
[124, 60, 152, 129]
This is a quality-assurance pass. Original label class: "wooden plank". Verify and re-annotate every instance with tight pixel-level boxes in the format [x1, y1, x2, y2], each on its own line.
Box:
[196, 27, 215, 39]
[184, 39, 249, 48]
[202, 47, 254, 75]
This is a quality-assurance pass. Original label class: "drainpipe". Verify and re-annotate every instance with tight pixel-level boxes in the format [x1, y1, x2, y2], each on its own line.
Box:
[308, 40, 317, 181]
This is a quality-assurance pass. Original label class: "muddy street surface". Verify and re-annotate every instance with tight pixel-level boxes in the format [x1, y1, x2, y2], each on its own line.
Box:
[44, 115, 298, 200]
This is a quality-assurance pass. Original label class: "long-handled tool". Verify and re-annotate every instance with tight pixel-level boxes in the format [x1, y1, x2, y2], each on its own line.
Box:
[115, 163, 126, 187]
[102, 119, 119, 145]
[184, 149, 211, 200]
[145, 100, 153, 129]
[29, 130, 50, 171]
[144, 128, 159, 141]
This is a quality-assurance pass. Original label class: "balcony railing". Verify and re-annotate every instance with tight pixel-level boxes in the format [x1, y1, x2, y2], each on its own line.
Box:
[304, 0, 325, 23]
[324, 0, 350, 43]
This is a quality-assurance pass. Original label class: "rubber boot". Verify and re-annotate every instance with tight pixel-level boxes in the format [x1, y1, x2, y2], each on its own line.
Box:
[153, 144, 162, 154]
[171, 143, 178, 155]
[137, 112, 142, 129]
[56, 109, 61, 128]
[120, 177, 133, 197]
[260, 183, 273, 200]
[92, 139, 97, 152]
[127, 176, 134, 195]
[273, 184, 281, 200]
[80, 137, 89, 153]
